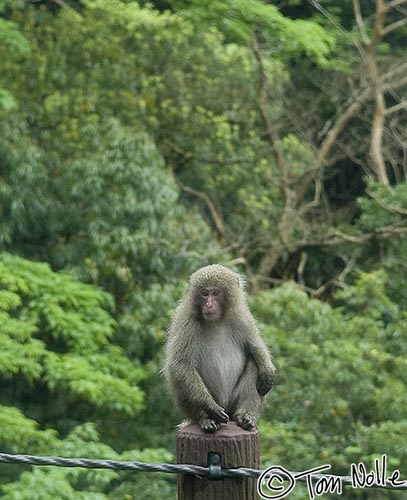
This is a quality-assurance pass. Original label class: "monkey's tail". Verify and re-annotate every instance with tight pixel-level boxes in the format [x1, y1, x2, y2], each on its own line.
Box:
[177, 420, 193, 429]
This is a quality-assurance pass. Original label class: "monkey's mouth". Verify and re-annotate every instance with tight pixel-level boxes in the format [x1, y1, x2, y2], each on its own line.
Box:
[203, 311, 221, 320]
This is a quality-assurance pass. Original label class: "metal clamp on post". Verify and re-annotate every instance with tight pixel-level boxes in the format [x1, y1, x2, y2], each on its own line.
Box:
[207, 452, 222, 480]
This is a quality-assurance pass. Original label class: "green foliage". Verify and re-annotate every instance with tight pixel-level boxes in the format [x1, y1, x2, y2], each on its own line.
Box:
[0, 120, 223, 290]
[0, 89, 17, 111]
[0, 253, 144, 417]
[0, 253, 161, 498]
[2, 469, 101, 500]
[0, 122, 51, 247]
[357, 181, 407, 232]
[0, 0, 406, 498]
[0, 0, 326, 287]
[356, 181, 407, 308]
[1, 424, 118, 500]
[0, 19, 30, 56]
[0, 406, 58, 454]
[113, 448, 176, 500]
[0, 2, 30, 110]
[58, 123, 219, 289]
[335, 270, 399, 323]
[254, 280, 407, 498]
[172, 0, 335, 64]
[0, 422, 176, 500]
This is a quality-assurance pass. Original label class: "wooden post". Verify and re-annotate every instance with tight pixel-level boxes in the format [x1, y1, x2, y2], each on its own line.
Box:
[176, 422, 259, 500]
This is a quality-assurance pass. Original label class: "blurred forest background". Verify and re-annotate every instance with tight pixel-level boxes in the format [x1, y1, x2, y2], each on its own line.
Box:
[0, 0, 406, 498]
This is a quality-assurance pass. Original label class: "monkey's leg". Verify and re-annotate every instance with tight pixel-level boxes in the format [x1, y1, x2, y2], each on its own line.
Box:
[230, 359, 262, 431]
[199, 417, 221, 433]
[177, 395, 228, 433]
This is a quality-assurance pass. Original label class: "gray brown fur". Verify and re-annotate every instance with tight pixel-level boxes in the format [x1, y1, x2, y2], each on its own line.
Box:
[163, 264, 276, 432]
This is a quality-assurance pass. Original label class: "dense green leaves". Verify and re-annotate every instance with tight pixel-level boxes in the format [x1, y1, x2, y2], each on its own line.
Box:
[0, 253, 174, 498]
[255, 279, 407, 498]
[0, 0, 406, 498]
[172, 0, 335, 64]
[0, 2, 30, 110]
[0, 406, 58, 454]
[0, 253, 144, 415]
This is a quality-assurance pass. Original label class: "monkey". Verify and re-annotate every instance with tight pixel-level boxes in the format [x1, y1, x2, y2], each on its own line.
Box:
[163, 264, 275, 433]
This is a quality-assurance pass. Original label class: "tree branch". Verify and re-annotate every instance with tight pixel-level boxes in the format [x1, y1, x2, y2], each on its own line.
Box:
[385, 0, 407, 11]
[367, 189, 407, 215]
[178, 183, 226, 241]
[324, 224, 407, 245]
[383, 16, 407, 34]
[317, 87, 371, 167]
[352, 0, 370, 44]
[164, 139, 254, 166]
[252, 40, 286, 172]
[385, 101, 407, 115]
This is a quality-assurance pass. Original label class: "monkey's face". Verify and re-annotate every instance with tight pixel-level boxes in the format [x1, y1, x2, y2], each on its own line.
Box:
[198, 287, 225, 321]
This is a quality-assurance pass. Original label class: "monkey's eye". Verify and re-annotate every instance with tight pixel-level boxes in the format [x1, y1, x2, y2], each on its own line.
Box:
[201, 289, 209, 297]
[212, 289, 221, 296]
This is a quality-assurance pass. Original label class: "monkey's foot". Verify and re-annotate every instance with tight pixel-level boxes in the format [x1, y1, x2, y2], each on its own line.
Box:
[200, 417, 221, 433]
[236, 414, 257, 431]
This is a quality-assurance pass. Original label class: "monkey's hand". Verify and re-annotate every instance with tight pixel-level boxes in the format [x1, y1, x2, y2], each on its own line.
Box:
[207, 404, 230, 424]
[256, 371, 274, 396]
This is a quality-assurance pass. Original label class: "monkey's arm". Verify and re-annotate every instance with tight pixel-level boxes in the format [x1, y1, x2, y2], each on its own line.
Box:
[170, 360, 229, 423]
[164, 331, 229, 423]
[245, 321, 276, 396]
